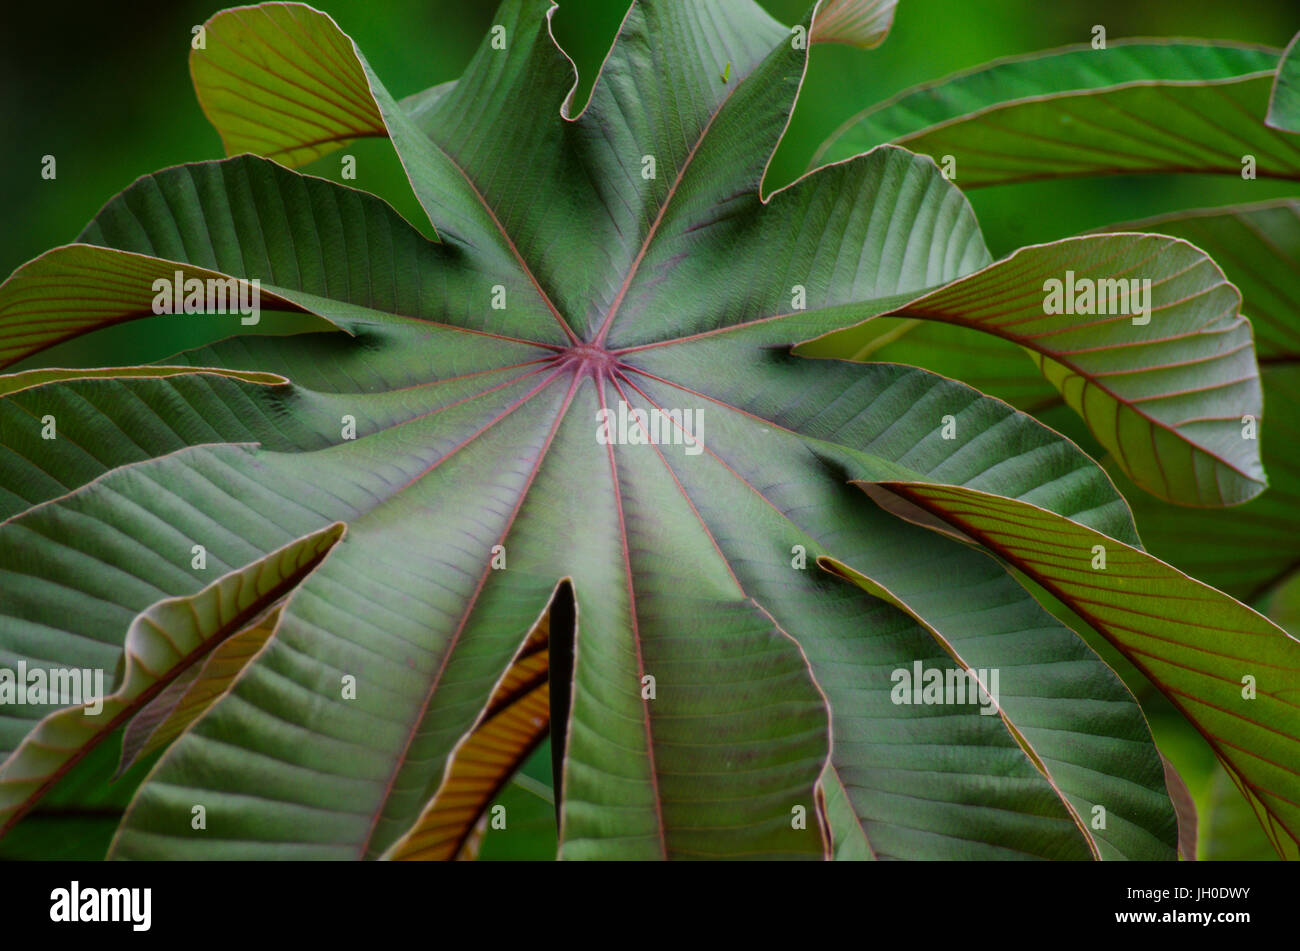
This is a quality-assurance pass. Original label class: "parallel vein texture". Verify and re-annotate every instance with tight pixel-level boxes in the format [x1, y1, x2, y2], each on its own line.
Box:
[815, 41, 1300, 185]
[874, 482, 1300, 858]
[1086, 202, 1300, 603]
[0, 524, 344, 836]
[385, 615, 551, 861]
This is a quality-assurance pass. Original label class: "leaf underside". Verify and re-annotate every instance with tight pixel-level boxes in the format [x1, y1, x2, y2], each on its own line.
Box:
[0, 0, 1291, 861]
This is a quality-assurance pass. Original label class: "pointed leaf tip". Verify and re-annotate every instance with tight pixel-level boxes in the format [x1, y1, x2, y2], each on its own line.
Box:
[811, 0, 898, 50]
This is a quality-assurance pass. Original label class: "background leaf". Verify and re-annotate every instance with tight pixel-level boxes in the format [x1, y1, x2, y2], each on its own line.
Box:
[1087, 202, 1300, 601]
[815, 41, 1300, 186]
[1267, 31, 1300, 132]
[802, 233, 1265, 506]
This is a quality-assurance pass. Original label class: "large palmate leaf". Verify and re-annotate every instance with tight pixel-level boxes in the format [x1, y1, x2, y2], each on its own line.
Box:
[815, 40, 1300, 185]
[1, 0, 1293, 862]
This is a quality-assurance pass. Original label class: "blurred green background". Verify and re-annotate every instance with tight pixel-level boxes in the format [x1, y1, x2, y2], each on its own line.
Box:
[1, 0, 1296, 859]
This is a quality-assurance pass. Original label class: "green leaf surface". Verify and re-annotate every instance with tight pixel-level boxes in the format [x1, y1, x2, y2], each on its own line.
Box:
[1091, 200, 1300, 360]
[190, 1, 469, 239]
[0, 244, 314, 370]
[818, 765, 874, 859]
[1267, 32, 1300, 133]
[1085, 202, 1300, 603]
[802, 234, 1266, 507]
[0, 522, 344, 836]
[115, 605, 282, 780]
[867, 481, 1300, 859]
[815, 41, 1300, 186]
[3, 0, 1271, 861]
[0, 737, 161, 860]
[819, 549, 1174, 860]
